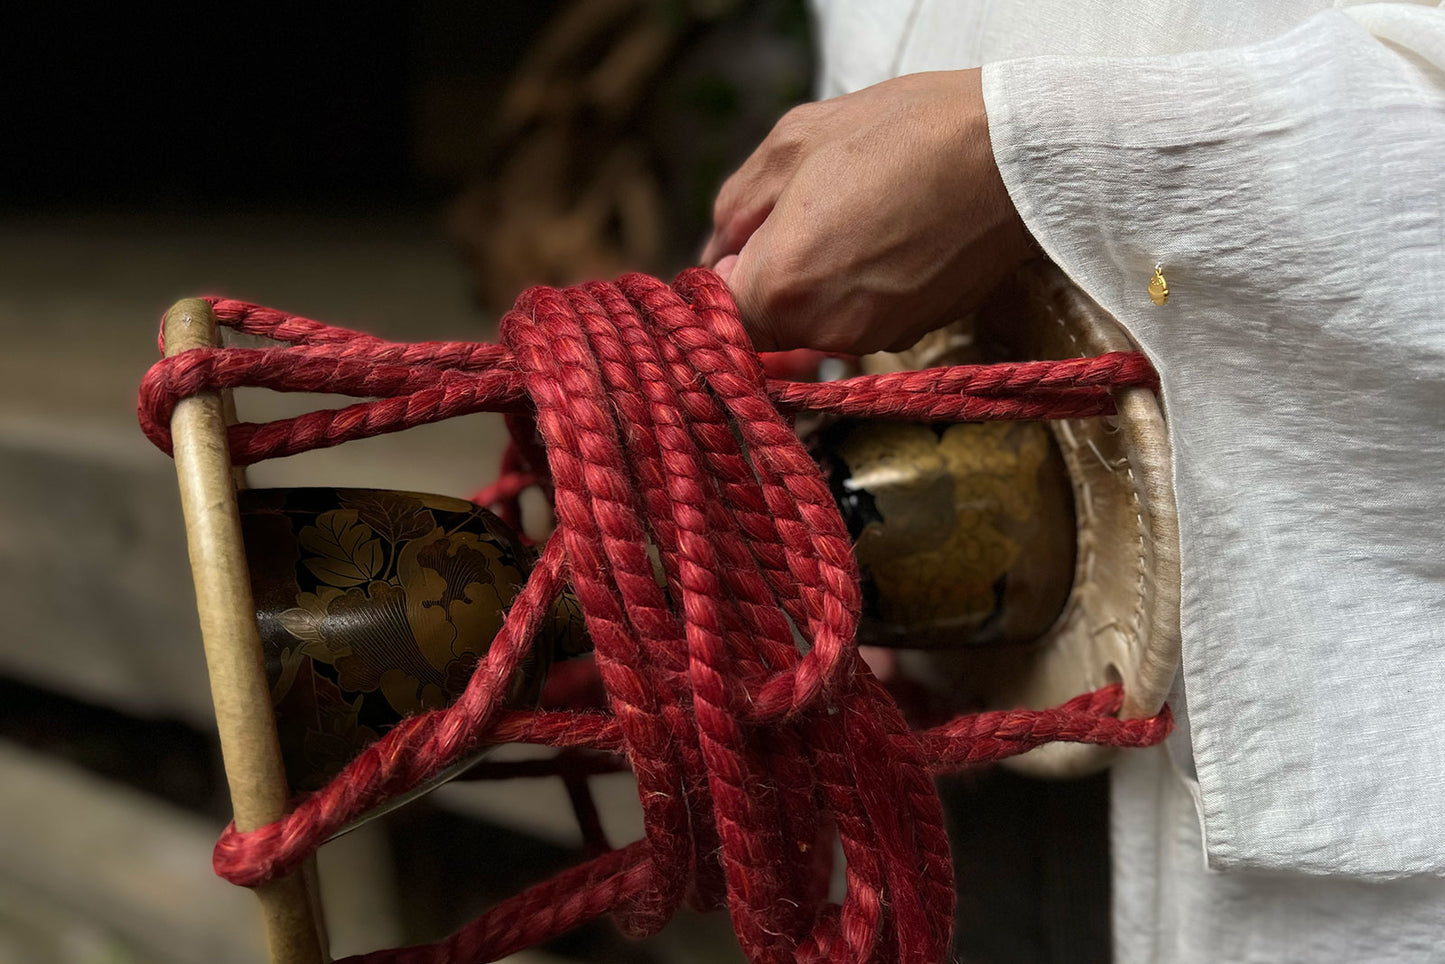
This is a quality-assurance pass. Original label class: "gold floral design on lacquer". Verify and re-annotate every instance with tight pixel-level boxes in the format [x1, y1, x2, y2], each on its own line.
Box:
[277, 511, 517, 719]
[241, 488, 543, 790]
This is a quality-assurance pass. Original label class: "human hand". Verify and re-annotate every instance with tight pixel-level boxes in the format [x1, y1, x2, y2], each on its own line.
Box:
[701, 69, 1036, 355]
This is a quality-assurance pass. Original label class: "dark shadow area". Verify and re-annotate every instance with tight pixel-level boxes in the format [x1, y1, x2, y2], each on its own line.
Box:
[386, 800, 662, 963]
[0, 3, 561, 211]
[0, 675, 227, 817]
[944, 768, 1111, 964]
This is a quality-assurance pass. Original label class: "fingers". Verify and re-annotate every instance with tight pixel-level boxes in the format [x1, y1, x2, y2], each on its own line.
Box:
[702, 165, 779, 267]
[724, 241, 781, 353]
[702, 105, 817, 266]
[729, 213, 859, 355]
[698, 70, 1031, 359]
[704, 108, 823, 351]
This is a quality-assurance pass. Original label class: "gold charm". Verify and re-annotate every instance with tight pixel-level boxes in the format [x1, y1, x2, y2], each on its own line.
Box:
[1147, 263, 1169, 306]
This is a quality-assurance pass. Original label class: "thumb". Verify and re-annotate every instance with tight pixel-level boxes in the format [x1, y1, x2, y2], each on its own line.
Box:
[713, 253, 739, 283]
[717, 247, 780, 353]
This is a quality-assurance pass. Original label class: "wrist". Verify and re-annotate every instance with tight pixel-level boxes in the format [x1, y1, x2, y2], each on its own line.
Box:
[957, 68, 1036, 270]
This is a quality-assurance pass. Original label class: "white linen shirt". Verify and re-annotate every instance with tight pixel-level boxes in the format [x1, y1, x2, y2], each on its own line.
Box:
[810, 1, 1445, 959]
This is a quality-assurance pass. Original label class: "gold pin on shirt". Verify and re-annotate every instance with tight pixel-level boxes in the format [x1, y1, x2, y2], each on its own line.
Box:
[1148, 263, 1169, 306]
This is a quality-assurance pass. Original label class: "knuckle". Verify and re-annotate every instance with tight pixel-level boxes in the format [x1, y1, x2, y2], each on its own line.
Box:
[770, 103, 819, 151]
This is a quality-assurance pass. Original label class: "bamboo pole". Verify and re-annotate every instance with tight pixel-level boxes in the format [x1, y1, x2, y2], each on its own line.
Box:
[164, 299, 327, 964]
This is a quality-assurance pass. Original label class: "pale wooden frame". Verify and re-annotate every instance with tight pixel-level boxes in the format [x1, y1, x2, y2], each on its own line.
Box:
[164, 298, 327, 964]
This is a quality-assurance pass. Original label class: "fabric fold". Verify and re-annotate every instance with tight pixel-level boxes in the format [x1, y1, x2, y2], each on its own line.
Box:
[984, 6, 1445, 876]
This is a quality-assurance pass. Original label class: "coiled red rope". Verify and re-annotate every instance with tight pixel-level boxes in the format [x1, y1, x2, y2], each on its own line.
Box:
[138, 268, 1169, 964]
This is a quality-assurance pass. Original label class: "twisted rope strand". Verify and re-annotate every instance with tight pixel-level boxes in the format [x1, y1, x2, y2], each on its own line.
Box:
[138, 297, 1149, 464]
[140, 271, 1172, 964]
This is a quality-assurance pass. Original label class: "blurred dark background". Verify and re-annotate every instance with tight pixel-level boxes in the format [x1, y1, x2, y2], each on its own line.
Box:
[0, 4, 1108, 962]
[4, 5, 423, 209]
[0, 1, 813, 302]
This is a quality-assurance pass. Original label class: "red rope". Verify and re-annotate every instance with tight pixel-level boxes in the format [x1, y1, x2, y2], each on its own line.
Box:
[138, 269, 1170, 963]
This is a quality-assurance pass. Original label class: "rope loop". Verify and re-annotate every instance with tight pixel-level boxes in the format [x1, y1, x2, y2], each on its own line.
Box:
[138, 269, 1171, 964]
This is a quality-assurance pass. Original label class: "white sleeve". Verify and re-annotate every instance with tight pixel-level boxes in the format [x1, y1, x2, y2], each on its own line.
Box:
[984, 4, 1445, 877]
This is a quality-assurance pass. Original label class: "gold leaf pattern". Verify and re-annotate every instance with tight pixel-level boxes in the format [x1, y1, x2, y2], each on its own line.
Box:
[340, 490, 435, 545]
[242, 487, 555, 790]
[298, 509, 384, 587]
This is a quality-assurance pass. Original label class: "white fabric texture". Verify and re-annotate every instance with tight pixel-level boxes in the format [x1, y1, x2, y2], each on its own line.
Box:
[983, 4, 1445, 879]
[1113, 746, 1445, 964]
[809, 0, 1445, 959]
